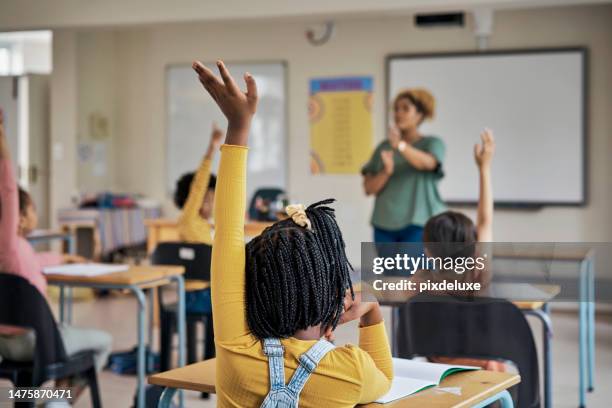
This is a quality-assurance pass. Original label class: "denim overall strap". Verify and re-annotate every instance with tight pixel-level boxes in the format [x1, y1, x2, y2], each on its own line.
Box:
[286, 338, 336, 397]
[263, 338, 285, 391]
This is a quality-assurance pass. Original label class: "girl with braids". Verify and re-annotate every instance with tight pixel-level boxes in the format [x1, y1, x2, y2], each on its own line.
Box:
[192, 60, 392, 407]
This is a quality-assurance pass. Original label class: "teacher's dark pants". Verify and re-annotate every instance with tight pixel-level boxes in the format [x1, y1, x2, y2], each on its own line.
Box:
[373, 225, 424, 277]
[373, 224, 424, 243]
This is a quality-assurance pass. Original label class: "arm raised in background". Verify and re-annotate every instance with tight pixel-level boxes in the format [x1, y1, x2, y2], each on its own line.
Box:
[0, 109, 19, 260]
[473, 129, 495, 242]
[178, 123, 223, 241]
[192, 60, 258, 342]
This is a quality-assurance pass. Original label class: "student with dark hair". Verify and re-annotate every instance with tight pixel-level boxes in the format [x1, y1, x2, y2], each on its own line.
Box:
[362, 89, 446, 244]
[174, 123, 223, 244]
[193, 60, 392, 407]
[0, 110, 112, 394]
[173, 124, 223, 315]
[404, 129, 501, 371]
[424, 128, 495, 244]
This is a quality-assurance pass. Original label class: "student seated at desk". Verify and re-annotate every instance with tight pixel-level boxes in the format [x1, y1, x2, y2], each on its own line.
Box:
[411, 129, 505, 371]
[0, 110, 112, 393]
[174, 123, 223, 314]
[193, 60, 392, 407]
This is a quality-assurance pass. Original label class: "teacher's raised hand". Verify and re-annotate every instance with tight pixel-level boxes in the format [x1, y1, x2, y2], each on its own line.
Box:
[192, 60, 258, 147]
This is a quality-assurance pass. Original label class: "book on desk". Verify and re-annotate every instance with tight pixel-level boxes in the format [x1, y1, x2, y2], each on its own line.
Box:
[376, 358, 480, 403]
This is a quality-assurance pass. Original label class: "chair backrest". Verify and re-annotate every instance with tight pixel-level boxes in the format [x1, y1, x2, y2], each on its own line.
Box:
[0, 273, 67, 385]
[248, 188, 286, 221]
[151, 242, 212, 281]
[397, 295, 540, 408]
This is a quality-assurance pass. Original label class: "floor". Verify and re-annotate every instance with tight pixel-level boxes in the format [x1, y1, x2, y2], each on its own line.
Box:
[1, 293, 611, 408]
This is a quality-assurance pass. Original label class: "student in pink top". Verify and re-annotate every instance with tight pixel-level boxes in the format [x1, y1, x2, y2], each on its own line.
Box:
[0, 110, 112, 397]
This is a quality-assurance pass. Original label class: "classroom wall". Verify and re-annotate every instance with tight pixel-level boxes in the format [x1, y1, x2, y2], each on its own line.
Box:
[75, 31, 117, 193]
[3, 0, 609, 31]
[49, 30, 78, 224]
[55, 4, 612, 264]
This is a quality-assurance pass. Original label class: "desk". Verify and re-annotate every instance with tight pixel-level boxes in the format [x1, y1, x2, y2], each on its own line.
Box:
[59, 207, 161, 260]
[27, 230, 78, 323]
[377, 282, 559, 408]
[148, 358, 519, 408]
[46, 265, 186, 408]
[144, 218, 274, 254]
[493, 247, 596, 408]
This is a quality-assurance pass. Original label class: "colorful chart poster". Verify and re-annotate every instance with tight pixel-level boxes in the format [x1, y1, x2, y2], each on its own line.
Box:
[309, 77, 373, 174]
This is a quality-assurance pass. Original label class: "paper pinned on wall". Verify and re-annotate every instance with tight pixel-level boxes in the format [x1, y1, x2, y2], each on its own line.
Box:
[309, 77, 373, 175]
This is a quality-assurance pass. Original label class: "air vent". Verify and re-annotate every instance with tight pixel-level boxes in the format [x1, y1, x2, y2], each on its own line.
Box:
[415, 12, 465, 28]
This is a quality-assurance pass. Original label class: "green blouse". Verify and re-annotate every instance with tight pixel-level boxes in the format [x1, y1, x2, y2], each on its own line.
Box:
[362, 136, 447, 230]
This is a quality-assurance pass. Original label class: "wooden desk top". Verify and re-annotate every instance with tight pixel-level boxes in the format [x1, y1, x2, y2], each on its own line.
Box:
[375, 281, 560, 311]
[148, 359, 520, 407]
[144, 218, 273, 237]
[492, 246, 593, 261]
[185, 280, 210, 291]
[45, 265, 184, 287]
[27, 229, 71, 241]
[144, 218, 179, 227]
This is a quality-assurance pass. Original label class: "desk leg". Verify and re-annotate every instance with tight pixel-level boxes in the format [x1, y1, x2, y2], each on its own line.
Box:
[131, 286, 147, 408]
[390, 306, 399, 357]
[170, 275, 186, 408]
[525, 307, 553, 408]
[67, 287, 73, 324]
[157, 387, 177, 408]
[579, 260, 587, 408]
[472, 390, 514, 408]
[587, 258, 595, 392]
[148, 289, 154, 349]
[59, 285, 65, 324]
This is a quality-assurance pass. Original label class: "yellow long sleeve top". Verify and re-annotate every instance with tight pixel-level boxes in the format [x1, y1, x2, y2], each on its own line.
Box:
[177, 157, 213, 244]
[212, 145, 393, 408]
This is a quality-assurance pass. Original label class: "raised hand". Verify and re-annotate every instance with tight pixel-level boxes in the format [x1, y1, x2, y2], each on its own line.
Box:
[0, 109, 8, 159]
[381, 150, 395, 175]
[210, 122, 224, 147]
[474, 128, 495, 169]
[193, 60, 258, 143]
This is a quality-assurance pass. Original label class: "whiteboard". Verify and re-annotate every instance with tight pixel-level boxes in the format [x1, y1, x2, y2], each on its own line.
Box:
[388, 49, 586, 205]
[166, 62, 287, 202]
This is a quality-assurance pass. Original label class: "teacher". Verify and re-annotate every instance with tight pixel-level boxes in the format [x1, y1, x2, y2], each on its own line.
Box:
[361, 88, 446, 243]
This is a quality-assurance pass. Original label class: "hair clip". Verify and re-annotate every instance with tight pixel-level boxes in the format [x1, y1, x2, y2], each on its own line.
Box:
[285, 204, 312, 231]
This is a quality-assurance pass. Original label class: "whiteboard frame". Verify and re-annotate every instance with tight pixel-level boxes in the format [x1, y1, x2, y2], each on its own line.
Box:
[164, 60, 289, 200]
[386, 47, 588, 208]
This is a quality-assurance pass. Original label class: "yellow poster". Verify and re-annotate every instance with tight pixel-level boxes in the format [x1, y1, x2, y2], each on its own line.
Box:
[309, 77, 373, 174]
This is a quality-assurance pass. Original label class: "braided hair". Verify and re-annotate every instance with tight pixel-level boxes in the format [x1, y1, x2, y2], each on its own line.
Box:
[245, 199, 354, 339]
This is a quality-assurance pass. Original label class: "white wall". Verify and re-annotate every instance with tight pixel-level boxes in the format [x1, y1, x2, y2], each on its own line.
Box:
[56, 4, 612, 264]
[75, 31, 117, 192]
[2, 0, 610, 30]
[49, 30, 78, 227]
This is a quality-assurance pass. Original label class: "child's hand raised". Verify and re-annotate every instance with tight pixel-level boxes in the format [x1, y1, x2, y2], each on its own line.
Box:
[193, 60, 257, 146]
[474, 128, 495, 169]
[210, 122, 224, 148]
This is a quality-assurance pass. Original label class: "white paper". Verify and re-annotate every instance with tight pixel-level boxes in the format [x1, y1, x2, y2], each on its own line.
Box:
[374, 358, 479, 403]
[43, 263, 129, 277]
[375, 377, 434, 403]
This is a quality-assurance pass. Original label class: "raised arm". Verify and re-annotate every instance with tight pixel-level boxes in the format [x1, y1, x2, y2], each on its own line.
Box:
[0, 110, 19, 259]
[474, 129, 495, 242]
[179, 124, 222, 239]
[193, 60, 258, 342]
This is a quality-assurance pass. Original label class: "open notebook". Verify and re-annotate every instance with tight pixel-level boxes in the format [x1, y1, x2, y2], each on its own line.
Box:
[375, 358, 480, 403]
[43, 263, 129, 277]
